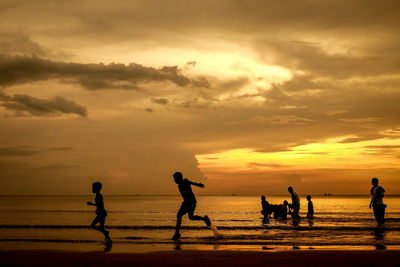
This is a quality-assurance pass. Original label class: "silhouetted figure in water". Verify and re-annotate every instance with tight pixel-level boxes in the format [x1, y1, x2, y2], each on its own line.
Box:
[273, 200, 289, 220]
[369, 177, 386, 226]
[261, 195, 272, 220]
[288, 187, 300, 219]
[87, 182, 111, 246]
[306, 195, 314, 219]
[172, 172, 211, 240]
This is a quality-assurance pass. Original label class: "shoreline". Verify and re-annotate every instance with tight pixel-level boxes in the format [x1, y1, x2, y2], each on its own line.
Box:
[1, 249, 399, 266]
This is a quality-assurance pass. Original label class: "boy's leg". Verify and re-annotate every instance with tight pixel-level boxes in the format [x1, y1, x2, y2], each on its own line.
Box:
[90, 216, 101, 229]
[98, 215, 111, 239]
[377, 204, 386, 225]
[293, 207, 300, 219]
[187, 203, 211, 227]
[91, 214, 109, 238]
[173, 203, 188, 239]
[373, 206, 380, 223]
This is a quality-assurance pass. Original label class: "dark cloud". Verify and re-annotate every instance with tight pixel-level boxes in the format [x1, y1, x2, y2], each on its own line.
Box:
[151, 98, 169, 105]
[0, 92, 88, 117]
[248, 162, 288, 168]
[0, 55, 210, 90]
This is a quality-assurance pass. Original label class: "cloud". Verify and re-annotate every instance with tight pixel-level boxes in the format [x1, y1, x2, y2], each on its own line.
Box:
[365, 145, 400, 149]
[0, 0, 400, 194]
[0, 92, 88, 117]
[0, 146, 72, 157]
[251, 115, 314, 125]
[0, 32, 48, 57]
[248, 162, 288, 168]
[0, 55, 210, 90]
[255, 38, 400, 78]
[283, 173, 302, 186]
[339, 134, 385, 144]
[151, 98, 169, 105]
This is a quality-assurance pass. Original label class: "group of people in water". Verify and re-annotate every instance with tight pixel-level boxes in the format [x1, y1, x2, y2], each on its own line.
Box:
[86, 173, 387, 245]
[260, 186, 313, 222]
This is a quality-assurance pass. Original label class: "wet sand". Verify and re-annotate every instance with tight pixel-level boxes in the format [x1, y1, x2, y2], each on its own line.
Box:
[1, 249, 399, 267]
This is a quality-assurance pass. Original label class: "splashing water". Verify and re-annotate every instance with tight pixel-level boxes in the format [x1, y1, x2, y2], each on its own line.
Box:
[211, 225, 223, 239]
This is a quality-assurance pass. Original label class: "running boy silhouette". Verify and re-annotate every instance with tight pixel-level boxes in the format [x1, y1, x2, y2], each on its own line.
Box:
[87, 182, 111, 242]
[172, 172, 211, 240]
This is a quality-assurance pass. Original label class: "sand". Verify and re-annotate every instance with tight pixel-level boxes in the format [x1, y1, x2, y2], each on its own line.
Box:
[1, 249, 399, 267]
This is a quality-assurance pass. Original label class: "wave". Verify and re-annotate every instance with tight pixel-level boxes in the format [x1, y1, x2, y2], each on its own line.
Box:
[1, 224, 400, 231]
[1, 238, 399, 246]
[0, 209, 126, 214]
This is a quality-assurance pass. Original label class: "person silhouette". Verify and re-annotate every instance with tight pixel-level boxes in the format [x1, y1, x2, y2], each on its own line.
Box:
[306, 195, 314, 219]
[87, 182, 111, 245]
[273, 200, 289, 220]
[369, 177, 386, 226]
[288, 187, 300, 219]
[172, 172, 211, 240]
[261, 195, 272, 220]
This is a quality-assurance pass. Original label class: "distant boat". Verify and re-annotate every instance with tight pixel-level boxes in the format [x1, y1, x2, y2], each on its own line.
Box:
[232, 193, 236, 196]
[324, 193, 333, 196]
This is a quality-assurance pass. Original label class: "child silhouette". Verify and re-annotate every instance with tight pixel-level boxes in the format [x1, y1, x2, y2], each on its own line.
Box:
[87, 182, 111, 244]
[172, 172, 211, 240]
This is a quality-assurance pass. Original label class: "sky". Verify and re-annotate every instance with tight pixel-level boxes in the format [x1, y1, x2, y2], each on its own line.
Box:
[0, 0, 399, 195]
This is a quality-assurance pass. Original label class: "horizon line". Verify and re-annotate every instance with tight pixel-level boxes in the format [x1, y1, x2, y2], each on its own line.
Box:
[1, 194, 400, 197]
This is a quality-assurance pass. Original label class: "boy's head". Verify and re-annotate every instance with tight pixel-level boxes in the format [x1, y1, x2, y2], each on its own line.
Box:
[306, 195, 311, 201]
[261, 195, 265, 201]
[372, 177, 379, 186]
[288, 186, 293, 193]
[283, 200, 289, 206]
[92, 182, 102, 193]
[173, 172, 183, 184]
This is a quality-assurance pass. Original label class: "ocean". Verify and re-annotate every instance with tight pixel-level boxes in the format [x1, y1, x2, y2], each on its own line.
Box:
[0, 195, 399, 252]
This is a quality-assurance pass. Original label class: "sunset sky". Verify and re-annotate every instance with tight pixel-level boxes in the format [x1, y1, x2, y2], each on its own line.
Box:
[0, 0, 399, 195]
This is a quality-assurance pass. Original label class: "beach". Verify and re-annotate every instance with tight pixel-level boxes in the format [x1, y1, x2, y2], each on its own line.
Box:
[1, 196, 400, 265]
[1, 249, 400, 267]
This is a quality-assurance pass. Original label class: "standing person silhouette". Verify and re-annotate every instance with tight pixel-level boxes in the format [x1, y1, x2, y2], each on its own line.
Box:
[87, 182, 111, 245]
[172, 172, 211, 240]
[369, 177, 386, 226]
[288, 186, 300, 219]
[306, 195, 314, 219]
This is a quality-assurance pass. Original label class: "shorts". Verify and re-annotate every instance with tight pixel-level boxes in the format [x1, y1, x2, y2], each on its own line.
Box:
[178, 201, 196, 215]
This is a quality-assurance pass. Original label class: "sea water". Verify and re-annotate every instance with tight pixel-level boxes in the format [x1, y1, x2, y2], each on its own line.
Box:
[0, 195, 399, 252]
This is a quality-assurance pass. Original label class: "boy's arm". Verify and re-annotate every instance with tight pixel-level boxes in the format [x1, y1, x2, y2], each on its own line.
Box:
[369, 196, 374, 209]
[188, 180, 204, 188]
[88, 195, 102, 207]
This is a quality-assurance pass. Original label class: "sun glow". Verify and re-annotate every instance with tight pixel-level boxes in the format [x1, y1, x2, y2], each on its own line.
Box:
[196, 136, 400, 173]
